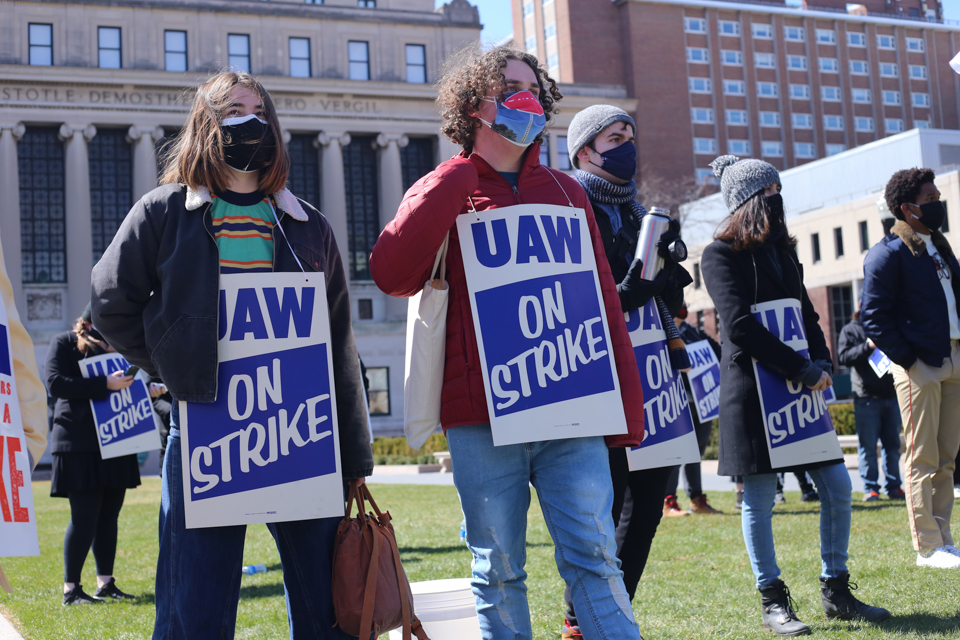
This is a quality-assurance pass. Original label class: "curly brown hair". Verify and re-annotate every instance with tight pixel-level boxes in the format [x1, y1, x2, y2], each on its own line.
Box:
[436, 44, 562, 155]
[884, 167, 935, 220]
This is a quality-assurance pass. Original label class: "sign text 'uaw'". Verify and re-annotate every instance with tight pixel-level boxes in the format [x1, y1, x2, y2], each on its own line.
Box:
[685, 339, 720, 423]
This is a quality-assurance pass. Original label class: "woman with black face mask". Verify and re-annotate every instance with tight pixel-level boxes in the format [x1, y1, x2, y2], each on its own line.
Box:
[701, 156, 890, 637]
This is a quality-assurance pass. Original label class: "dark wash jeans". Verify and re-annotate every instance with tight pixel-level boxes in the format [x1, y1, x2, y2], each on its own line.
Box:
[854, 396, 903, 495]
[153, 420, 358, 640]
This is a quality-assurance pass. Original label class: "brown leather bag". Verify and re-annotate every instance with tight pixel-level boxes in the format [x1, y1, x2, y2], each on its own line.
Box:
[332, 480, 430, 640]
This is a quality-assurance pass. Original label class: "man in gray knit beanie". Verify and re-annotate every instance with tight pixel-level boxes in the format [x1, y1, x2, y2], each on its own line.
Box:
[567, 105, 637, 172]
[710, 155, 781, 213]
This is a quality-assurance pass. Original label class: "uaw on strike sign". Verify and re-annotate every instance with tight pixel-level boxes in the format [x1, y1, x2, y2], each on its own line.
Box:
[457, 203, 627, 446]
[0, 295, 39, 558]
[180, 273, 342, 529]
[752, 299, 842, 469]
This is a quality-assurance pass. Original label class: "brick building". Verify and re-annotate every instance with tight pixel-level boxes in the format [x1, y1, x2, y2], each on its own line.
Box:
[513, 0, 960, 188]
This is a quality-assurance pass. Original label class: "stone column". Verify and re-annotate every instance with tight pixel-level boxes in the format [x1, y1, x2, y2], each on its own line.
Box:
[317, 131, 351, 277]
[375, 134, 409, 322]
[127, 125, 165, 202]
[59, 123, 96, 322]
[0, 123, 25, 309]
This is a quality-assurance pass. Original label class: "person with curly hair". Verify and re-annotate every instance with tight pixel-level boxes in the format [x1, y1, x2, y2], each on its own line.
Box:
[371, 45, 645, 640]
[862, 168, 960, 570]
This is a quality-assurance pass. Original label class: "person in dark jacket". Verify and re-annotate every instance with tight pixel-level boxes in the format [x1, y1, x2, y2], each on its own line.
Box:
[46, 309, 140, 605]
[90, 72, 373, 639]
[702, 155, 889, 636]
[861, 167, 960, 570]
[837, 309, 904, 501]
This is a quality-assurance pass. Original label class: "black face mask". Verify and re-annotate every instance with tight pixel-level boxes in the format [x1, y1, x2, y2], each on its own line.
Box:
[912, 200, 946, 232]
[221, 114, 276, 173]
[765, 193, 786, 237]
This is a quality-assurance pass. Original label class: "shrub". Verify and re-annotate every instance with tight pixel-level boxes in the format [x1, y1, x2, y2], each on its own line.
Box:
[828, 401, 856, 435]
[371, 433, 448, 465]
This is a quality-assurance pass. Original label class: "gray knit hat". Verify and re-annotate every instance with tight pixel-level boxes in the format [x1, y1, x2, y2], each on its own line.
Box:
[710, 155, 781, 213]
[567, 105, 637, 169]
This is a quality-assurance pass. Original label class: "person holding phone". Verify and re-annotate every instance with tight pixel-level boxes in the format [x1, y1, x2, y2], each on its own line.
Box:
[45, 305, 140, 604]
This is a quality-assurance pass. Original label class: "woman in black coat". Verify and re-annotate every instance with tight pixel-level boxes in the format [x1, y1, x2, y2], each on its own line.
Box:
[701, 156, 889, 637]
[46, 310, 140, 605]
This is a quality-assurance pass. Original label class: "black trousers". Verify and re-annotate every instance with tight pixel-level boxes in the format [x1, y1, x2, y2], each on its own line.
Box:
[664, 417, 713, 499]
[564, 449, 676, 626]
[63, 487, 127, 583]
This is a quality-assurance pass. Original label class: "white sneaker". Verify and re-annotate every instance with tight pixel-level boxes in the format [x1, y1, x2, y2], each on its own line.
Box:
[954, 484, 960, 499]
[917, 548, 960, 568]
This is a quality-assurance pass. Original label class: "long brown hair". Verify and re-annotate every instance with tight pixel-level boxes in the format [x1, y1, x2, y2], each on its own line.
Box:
[160, 71, 290, 194]
[714, 191, 796, 252]
[73, 318, 102, 356]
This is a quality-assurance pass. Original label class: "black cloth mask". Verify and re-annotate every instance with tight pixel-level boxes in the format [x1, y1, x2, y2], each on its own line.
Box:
[765, 192, 787, 241]
[588, 141, 637, 182]
[221, 114, 276, 173]
[912, 200, 946, 232]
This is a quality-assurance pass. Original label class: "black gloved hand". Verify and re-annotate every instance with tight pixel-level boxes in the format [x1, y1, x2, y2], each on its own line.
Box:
[618, 259, 671, 312]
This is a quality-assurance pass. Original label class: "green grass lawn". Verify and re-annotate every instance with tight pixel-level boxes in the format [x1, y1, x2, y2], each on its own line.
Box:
[1, 479, 959, 639]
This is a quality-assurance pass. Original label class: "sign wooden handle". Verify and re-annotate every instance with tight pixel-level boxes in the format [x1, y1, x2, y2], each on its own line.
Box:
[0, 561, 12, 594]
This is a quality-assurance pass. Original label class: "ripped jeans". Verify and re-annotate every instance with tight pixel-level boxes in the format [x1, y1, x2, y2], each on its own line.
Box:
[447, 424, 640, 640]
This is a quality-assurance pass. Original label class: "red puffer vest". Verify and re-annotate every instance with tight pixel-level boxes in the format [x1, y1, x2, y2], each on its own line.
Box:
[370, 145, 644, 447]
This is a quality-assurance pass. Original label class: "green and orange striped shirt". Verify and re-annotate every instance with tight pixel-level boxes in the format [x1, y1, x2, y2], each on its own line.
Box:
[210, 191, 275, 273]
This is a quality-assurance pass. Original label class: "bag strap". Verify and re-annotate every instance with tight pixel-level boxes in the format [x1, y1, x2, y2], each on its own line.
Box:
[358, 513, 383, 640]
[430, 233, 449, 283]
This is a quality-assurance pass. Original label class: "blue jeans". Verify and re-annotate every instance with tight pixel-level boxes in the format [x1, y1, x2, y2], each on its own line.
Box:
[154, 418, 355, 639]
[447, 424, 640, 640]
[854, 397, 903, 494]
[741, 463, 852, 589]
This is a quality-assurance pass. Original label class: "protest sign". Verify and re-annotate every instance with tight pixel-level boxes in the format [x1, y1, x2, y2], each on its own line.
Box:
[0, 295, 40, 558]
[180, 273, 342, 528]
[624, 301, 700, 470]
[685, 339, 720, 423]
[457, 203, 627, 446]
[868, 348, 892, 378]
[751, 299, 843, 469]
[79, 353, 161, 459]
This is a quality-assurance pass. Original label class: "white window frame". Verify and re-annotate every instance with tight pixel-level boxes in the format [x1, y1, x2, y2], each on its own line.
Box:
[909, 65, 927, 80]
[755, 52, 776, 68]
[823, 115, 845, 131]
[751, 23, 772, 39]
[723, 79, 745, 95]
[525, 36, 536, 52]
[851, 88, 872, 103]
[688, 77, 712, 93]
[725, 109, 749, 125]
[786, 55, 808, 71]
[906, 37, 924, 52]
[721, 50, 743, 66]
[791, 113, 813, 129]
[761, 141, 783, 157]
[794, 142, 816, 159]
[879, 63, 898, 77]
[98, 26, 122, 69]
[28, 23, 53, 66]
[756, 82, 778, 98]
[885, 118, 903, 133]
[728, 139, 751, 155]
[816, 29, 836, 44]
[164, 30, 187, 72]
[916, 120, 930, 130]
[882, 90, 901, 106]
[522, 2, 534, 17]
[819, 58, 839, 73]
[684, 17, 707, 34]
[876, 34, 896, 50]
[686, 48, 710, 64]
[404, 43, 426, 83]
[227, 33, 250, 73]
[348, 40, 370, 80]
[759, 111, 781, 127]
[784, 26, 805, 41]
[289, 37, 311, 78]
[691, 107, 715, 124]
[821, 86, 841, 102]
[854, 116, 874, 132]
[693, 138, 718, 154]
[912, 92, 930, 107]
[826, 143, 846, 156]
[849, 59, 869, 76]
[789, 84, 811, 99]
[544, 23, 556, 40]
[847, 32, 866, 47]
[718, 20, 740, 36]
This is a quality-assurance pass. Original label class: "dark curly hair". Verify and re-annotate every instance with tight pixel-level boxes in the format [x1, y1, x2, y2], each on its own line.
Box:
[436, 44, 562, 155]
[884, 168, 935, 220]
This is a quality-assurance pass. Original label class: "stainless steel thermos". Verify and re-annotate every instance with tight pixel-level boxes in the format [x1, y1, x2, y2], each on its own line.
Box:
[634, 207, 687, 280]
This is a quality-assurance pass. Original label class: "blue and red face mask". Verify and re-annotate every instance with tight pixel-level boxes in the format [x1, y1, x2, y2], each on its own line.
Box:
[479, 91, 546, 147]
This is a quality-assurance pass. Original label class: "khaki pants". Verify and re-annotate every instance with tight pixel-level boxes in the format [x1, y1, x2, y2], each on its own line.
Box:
[892, 342, 960, 553]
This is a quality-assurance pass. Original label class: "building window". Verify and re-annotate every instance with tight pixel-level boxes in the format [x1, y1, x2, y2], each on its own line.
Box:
[787, 55, 807, 70]
[305, 0, 323, 4]
[358, 0, 376, 7]
[906, 37, 924, 52]
[916, 120, 930, 130]
[693, 138, 717, 154]
[547, 53, 559, 71]
[405, 44, 426, 83]
[879, 63, 898, 77]
[688, 77, 712, 93]
[694, 168, 716, 184]
[816, 29, 836, 44]
[794, 142, 816, 158]
[721, 50, 743, 66]
[909, 65, 928, 80]
[525, 36, 536, 52]
[912, 92, 930, 107]
[789, 84, 811, 99]
[343, 135, 379, 280]
[287, 134, 321, 213]
[830, 285, 854, 350]
[849, 60, 869, 76]
[859, 220, 869, 252]
[819, 58, 838, 73]
[522, 1, 534, 17]
[852, 88, 871, 103]
[854, 117, 874, 132]
[539, 138, 549, 167]
[289, 38, 311, 78]
[751, 23, 772, 39]
[824, 115, 844, 131]
[227, 34, 250, 72]
[97, 27, 121, 69]
[724, 80, 745, 95]
[19, 128, 66, 283]
[718, 21, 740, 36]
[28, 23, 53, 66]
[725, 109, 748, 125]
[544, 23, 556, 40]
[792, 113, 813, 129]
[811, 233, 821, 262]
[784, 26, 805, 41]
[728, 139, 750, 155]
[556, 136, 571, 171]
[693, 263, 701, 288]
[401, 137, 436, 190]
[756, 82, 778, 98]
[876, 34, 896, 50]
[761, 141, 783, 157]
[686, 48, 709, 64]
[365, 366, 390, 415]
[826, 143, 846, 156]
[885, 118, 904, 134]
[821, 86, 841, 102]
[847, 32, 866, 47]
[357, 299, 373, 320]
[89, 129, 133, 263]
[348, 41, 370, 80]
[755, 52, 776, 68]
[684, 17, 706, 33]
[759, 111, 781, 127]
[882, 90, 901, 105]
[691, 108, 714, 124]
[164, 30, 187, 72]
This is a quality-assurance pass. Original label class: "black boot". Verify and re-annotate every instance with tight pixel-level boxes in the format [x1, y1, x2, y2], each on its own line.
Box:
[820, 573, 891, 622]
[758, 580, 811, 637]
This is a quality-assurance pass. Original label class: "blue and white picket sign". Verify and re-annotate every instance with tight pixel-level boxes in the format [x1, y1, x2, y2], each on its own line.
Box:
[456, 203, 627, 446]
[79, 353, 161, 460]
[751, 298, 843, 469]
[685, 339, 720, 423]
[0, 295, 39, 557]
[624, 301, 700, 471]
[868, 348, 892, 378]
[179, 273, 342, 529]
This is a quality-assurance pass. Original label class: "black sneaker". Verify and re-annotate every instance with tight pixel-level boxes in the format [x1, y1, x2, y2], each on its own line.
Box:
[801, 490, 820, 502]
[63, 584, 102, 605]
[735, 490, 744, 512]
[94, 578, 136, 600]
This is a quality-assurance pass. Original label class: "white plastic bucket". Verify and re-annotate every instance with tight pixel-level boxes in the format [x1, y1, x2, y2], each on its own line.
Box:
[388, 578, 481, 640]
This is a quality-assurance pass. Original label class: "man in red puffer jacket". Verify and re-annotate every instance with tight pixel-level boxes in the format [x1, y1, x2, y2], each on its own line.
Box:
[370, 45, 645, 640]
